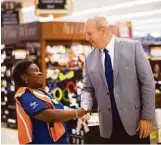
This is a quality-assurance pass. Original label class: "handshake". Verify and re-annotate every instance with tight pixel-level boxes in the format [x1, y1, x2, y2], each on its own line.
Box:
[75, 107, 91, 134]
[76, 107, 91, 121]
[64, 105, 91, 120]
[64, 106, 91, 133]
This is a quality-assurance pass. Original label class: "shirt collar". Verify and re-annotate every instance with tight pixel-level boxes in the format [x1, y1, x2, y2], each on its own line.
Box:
[101, 35, 115, 52]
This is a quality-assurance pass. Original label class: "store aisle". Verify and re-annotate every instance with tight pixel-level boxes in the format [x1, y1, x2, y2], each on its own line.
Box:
[1, 126, 18, 144]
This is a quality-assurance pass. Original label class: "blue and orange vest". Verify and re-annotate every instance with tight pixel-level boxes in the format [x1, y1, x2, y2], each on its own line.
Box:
[14, 87, 65, 144]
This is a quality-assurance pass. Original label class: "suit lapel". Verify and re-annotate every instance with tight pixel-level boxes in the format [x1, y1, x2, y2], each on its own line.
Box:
[95, 37, 122, 88]
[114, 37, 122, 85]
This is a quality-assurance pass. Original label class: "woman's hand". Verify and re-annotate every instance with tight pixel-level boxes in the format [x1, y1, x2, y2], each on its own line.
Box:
[77, 108, 88, 118]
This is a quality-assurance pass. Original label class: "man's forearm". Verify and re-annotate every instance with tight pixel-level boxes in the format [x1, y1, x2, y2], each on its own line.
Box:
[81, 90, 94, 111]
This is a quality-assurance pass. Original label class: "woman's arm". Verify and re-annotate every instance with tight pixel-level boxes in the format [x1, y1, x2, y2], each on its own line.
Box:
[34, 108, 87, 123]
[19, 91, 87, 123]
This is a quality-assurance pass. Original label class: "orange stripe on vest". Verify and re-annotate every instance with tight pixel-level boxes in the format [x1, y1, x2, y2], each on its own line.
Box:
[14, 87, 65, 144]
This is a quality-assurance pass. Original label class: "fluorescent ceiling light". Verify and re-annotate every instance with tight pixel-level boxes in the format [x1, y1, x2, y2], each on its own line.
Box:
[133, 24, 161, 30]
[55, 9, 161, 23]
[133, 18, 161, 26]
[72, 0, 161, 16]
[107, 9, 161, 21]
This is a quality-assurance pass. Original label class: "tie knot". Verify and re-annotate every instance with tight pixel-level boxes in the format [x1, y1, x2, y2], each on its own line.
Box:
[103, 48, 109, 53]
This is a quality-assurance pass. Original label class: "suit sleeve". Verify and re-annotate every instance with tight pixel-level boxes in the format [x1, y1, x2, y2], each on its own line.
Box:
[81, 59, 95, 110]
[135, 41, 155, 120]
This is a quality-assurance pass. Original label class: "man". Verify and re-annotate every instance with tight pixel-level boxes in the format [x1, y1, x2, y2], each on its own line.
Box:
[80, 16, 155, 144]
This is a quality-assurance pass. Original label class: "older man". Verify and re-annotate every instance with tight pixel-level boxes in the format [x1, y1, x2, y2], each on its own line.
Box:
[80, 17, 155, 144]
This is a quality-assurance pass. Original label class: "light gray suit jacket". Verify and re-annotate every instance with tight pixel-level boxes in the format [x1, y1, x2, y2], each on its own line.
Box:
[81, 37, 155, 138]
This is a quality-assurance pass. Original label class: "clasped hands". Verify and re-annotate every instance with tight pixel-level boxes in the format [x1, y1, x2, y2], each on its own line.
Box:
[76, 108, 91, 120]
[76, 108, 91, 133]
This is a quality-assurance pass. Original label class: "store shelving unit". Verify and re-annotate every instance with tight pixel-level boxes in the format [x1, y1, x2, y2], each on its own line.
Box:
[142, 43, 161, 108]
[141, 40, 161, 144]
[1, 43, 41, 128]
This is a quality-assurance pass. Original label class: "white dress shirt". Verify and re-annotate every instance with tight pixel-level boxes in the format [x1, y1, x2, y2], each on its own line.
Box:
[101, 35, 115, 71]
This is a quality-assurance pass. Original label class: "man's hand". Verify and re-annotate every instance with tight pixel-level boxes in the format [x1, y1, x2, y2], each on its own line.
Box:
[136, 120, 152, 138]
[76, 113, 91, 134]
[81, 113, 91, 121]
[76, 118, 90, 134]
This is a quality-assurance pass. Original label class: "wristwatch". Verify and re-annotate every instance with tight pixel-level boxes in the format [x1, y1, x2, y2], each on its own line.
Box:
[82, 105, 90, 112]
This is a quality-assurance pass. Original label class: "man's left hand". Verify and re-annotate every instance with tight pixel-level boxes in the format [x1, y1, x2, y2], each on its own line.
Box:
[136, 120, 152, 138]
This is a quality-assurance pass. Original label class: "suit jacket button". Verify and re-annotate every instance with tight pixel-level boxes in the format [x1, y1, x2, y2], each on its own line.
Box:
[108, 108, 111, 111]
[120, 107, 123, 110]
[107, 92, 110, 95]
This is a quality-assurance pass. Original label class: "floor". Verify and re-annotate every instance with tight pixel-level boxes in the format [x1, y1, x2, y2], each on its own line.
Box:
[1, 125, 19, 144]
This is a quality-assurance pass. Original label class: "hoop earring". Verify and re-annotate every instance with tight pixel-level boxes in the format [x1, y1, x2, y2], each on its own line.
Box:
[25, 80, 28, 85]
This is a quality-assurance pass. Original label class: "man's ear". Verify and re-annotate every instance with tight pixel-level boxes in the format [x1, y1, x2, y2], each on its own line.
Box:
[100, 27, 106, 35]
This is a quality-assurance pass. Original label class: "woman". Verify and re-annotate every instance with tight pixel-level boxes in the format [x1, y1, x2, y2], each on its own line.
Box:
[11, 60, 87, 144]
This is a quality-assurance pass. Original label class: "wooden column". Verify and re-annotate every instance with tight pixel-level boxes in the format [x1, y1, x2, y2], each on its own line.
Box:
[40, 40, 46, 89]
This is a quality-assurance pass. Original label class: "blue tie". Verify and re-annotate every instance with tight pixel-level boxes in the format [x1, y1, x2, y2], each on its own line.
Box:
[104, 49, 113, 93]
[104, 49, 119, 121]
